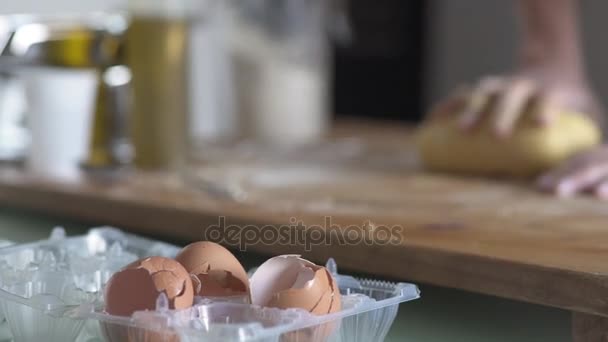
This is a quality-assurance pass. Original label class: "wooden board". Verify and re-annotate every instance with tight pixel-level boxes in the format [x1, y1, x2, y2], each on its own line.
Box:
[572, 312, 608, 341]
[1, 121, 608, 318]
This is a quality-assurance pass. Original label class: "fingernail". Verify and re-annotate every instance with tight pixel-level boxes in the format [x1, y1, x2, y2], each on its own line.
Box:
[557, 181, 576, 197]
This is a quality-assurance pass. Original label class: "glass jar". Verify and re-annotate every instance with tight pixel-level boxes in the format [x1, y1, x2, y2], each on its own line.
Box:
[185, 0, 351, 200]
[227, 0, 332, 146]
[127, 0, 193, 171]
[190, 0, 339, 148]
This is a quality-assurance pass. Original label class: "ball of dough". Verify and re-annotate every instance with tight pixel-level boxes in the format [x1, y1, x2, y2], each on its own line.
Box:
[415, 112, 602, 177]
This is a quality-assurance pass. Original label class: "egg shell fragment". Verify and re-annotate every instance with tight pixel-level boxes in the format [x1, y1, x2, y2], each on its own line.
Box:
[250, 255, 342, 316]
[268, 267, 329, 312]
[175, 242, 250, 297]
[105, 257, 194, 317]
[104, 268, 162, 317]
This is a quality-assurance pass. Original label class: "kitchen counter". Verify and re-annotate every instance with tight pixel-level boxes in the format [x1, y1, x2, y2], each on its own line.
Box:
[0, 120, 604, 340]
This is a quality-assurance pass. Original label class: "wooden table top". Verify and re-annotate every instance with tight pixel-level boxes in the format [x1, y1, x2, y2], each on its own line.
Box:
[1, 120, 607, 317]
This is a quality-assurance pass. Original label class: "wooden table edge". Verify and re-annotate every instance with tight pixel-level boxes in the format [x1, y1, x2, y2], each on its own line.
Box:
[1, 178, 608, 322]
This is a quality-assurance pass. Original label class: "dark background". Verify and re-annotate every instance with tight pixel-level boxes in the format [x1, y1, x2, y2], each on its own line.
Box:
[333, 0, 428, 123]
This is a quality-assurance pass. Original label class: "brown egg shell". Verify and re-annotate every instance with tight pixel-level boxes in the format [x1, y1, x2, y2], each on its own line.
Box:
[257, 260, 343, 342]
[310, 289, 333, 315]
[101, 322, 180, 342]
[128, 327, 179, 342]
[193, 269, 249, 297]
[104, 268, 160, 317]
[269, 267, 330, 312]
[311, 270, 343, 341]
[327, 270, 342, 314]
[302, 270, 343, 341]
[105, 257, 194, 317]
[175, 242, 249, 296]
[250, 255, 318, 307]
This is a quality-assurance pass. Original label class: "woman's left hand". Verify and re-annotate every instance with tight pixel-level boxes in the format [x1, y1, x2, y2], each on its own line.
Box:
[538, 146, 608, 198]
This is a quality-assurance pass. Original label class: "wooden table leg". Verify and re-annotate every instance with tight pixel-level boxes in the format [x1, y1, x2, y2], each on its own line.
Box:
[573, 312, 608, 342]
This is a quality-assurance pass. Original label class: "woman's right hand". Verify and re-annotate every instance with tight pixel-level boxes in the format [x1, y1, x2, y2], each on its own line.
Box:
[429, 67, 602, 138]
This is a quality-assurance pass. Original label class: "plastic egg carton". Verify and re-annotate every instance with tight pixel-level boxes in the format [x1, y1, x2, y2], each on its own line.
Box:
[0, 227, 179, 342]
[0, 228, 420, 342]
[0, 239, 11, 324]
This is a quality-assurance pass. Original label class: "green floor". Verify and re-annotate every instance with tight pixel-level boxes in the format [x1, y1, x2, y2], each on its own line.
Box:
[0, 208, 572, 341]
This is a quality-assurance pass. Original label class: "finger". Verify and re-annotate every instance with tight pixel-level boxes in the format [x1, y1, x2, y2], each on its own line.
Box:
[551, 164, 608, 197]
[493, 79, 537, 137]
[537, 170, 561, 191]
[428, 87, 469, 119]
[534, 93, 561, 127]
[537, 164, 577, 193]
[537, 147, 608, 193]
[594, 180, 608, 199]
[458, 77, 503, 130]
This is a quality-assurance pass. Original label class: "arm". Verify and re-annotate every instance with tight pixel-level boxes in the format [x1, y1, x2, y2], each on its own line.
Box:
[431, 0, 600, 136]
[519, 0, 583, 76]
[430, 0, 608, 198]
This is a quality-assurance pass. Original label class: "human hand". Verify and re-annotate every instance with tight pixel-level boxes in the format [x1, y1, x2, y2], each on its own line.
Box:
[429, 67, 602, 138]
[537, 146, 608, 198]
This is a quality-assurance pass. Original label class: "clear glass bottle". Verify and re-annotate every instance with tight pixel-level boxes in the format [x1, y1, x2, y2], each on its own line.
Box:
[127, 0, 193, 171]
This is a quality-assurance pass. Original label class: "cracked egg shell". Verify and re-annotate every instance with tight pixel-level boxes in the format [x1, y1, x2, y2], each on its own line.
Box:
[250, 255, 341, 315]
[175, 242, 249, 298]
[105, 257, 194, 317]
